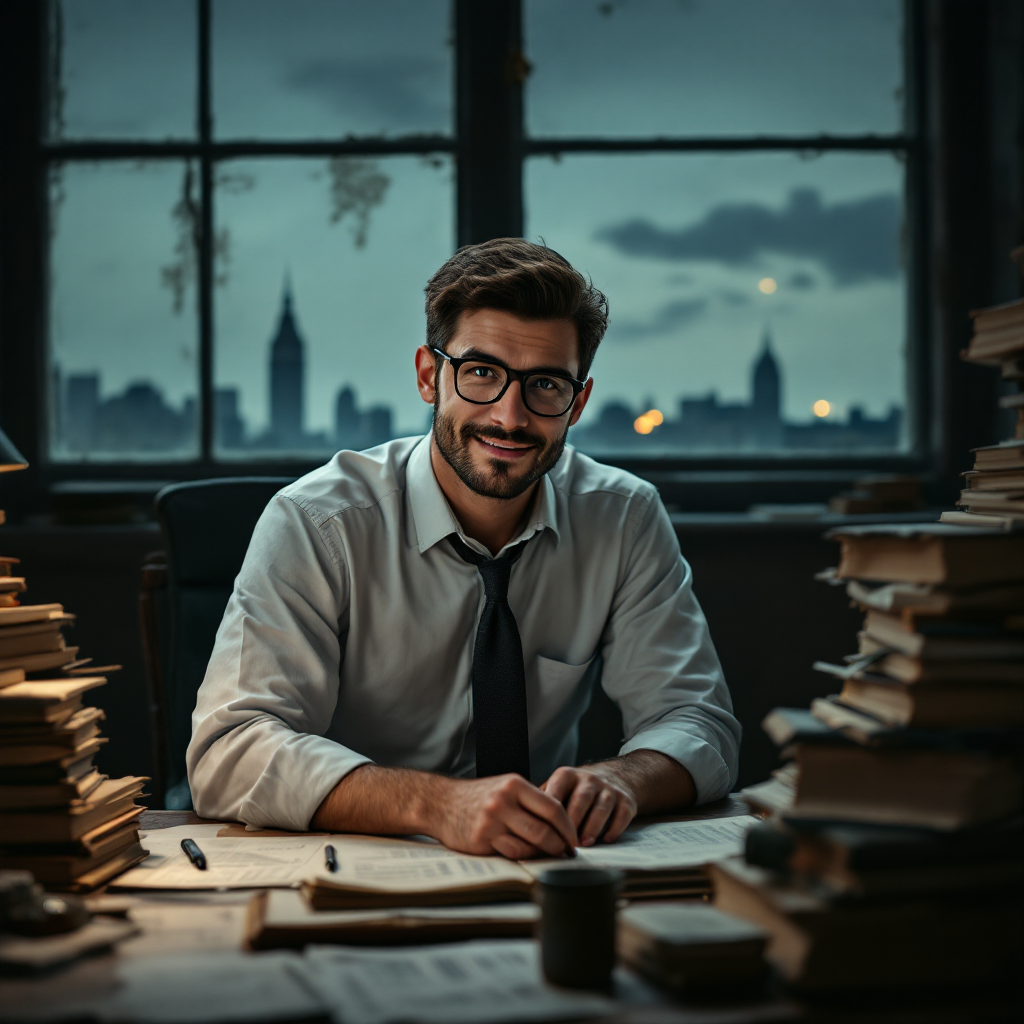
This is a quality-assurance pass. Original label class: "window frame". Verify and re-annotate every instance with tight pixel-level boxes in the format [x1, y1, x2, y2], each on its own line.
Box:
[1, 0, 1011, 516]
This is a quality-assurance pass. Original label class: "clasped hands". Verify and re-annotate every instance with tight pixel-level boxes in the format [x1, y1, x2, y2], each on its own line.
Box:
[436, 765, 637, 861]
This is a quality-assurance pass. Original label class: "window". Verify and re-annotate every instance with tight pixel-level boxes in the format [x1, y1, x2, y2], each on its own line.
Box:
[524, 0, 912, 457]
[41, 0, 919, 468]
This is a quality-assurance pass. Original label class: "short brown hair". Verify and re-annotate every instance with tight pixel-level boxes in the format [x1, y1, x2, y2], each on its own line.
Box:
[424, 238, 609, 379]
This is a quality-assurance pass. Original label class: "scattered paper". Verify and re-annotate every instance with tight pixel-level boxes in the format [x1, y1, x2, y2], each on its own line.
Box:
[306, 835, 530, 893]
[524, 814, 757, 875]
[112, 835, 329, 890]
[93, 951, 320, 1023]
[300, 940, 617, 1024]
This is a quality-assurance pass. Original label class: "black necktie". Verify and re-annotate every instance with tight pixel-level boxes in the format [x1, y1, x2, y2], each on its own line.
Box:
[448, 534, 531, 779]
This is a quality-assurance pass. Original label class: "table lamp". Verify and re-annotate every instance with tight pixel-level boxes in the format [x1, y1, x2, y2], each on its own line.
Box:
[0, 426, 28, 472]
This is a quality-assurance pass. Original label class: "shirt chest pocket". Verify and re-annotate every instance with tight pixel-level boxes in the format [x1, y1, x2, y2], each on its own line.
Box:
[528, 653, 600, 740]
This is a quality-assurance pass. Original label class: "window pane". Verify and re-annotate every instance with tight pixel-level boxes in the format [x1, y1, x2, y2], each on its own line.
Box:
[49, 0, 196, 140]
[49, 162, 200, 461]
[526, 152, 907, 454]
[212, 0, 452, 139]
[525, 0, 903, 138]
[213, 156, 453, 457]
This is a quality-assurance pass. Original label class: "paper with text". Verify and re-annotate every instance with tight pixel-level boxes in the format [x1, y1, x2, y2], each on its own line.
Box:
[524, 814, 757, 875]
[306, 835, 531, 893]
[300, 940, 616, 1024]
[112, 835, 329, 889]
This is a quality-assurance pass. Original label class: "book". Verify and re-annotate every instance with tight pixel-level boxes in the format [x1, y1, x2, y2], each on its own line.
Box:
[0, 576, 27, 594]
[246, 889, 539, 950]
[964, 469, 1024, 490]
[0, 677, 106, 722]
[0, 768, 107, 810]
[860, 609, 1024, 660]
[972, 439, 1024, 471]
[0, 825, 141, 883]
[0, 736, 105, 774]
[0, 604, 65, 627]
[846, 579, 1024, 616]
[617, 902, 768, 992]
[851, 637, 1024, 684]
[788, 744, 1022, 829]
[0, 706, 105, 751]
[743, 818, 1024, 899]
[0, 647, 79, 674]
[939, 509, 1022, 530]
[709, 858, 1024, 991]
[0, 630, 67, 660]
[0, 777, 147, 843]
[837, 677, 1024, 729]
[828, 523, 1024, 587]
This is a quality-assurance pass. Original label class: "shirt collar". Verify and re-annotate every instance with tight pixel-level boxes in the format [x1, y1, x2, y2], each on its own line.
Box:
[407, 433, 561, 556]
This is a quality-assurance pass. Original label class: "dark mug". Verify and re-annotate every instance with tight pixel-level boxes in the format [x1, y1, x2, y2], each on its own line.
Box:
[534, 866, 623, 991]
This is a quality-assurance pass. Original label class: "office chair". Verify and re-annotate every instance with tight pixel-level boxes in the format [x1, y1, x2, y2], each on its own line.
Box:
[141, 477, 293, 809]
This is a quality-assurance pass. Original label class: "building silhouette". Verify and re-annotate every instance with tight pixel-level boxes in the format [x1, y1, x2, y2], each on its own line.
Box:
[572, 329, 902, 452]
[267, 279, 306, 449]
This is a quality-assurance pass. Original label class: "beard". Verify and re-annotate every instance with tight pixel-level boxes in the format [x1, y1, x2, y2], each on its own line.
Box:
[433, 400, 569, 500]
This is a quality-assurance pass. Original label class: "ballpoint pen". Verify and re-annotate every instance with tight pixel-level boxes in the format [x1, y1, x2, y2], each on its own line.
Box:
[325, 844, 338, 873]
[181, 838, 207, 871]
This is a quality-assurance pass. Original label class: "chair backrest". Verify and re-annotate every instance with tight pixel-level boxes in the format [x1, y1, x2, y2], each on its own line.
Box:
[153, 477, 293, 808]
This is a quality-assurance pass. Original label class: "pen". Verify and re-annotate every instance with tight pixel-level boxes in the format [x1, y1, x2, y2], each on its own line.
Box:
[325, 844, 338, 873]
[181, 838, 207, 871]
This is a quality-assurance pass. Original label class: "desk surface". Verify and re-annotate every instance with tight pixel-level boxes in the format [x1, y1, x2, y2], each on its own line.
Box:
[0, 799, 807, 1024]
[3, 801, 1011, 1024]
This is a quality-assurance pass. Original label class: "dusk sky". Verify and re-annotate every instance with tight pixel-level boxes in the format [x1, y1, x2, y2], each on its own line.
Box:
[48, 0, 905, 457]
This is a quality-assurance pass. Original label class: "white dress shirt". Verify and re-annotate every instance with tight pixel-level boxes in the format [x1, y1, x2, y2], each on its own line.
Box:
[187, 435, 740, 830]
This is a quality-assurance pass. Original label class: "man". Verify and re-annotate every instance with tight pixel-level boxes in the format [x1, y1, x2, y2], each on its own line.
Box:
[188, 239, 740, 859]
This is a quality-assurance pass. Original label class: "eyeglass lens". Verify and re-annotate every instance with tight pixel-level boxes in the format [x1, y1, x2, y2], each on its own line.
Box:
[455, 361, 576, 416]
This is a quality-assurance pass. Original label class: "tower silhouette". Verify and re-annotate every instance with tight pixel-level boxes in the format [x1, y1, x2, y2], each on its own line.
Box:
[751, 326, 781, 422]
[268, 277, 305, 447]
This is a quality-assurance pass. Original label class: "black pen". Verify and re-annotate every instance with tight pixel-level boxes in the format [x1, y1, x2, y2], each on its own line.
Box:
[181, 838, 207, 871]
[324, 844, 338, 873]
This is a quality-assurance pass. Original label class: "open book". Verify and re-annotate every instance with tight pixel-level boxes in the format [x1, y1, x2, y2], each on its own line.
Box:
[303, 815, 754, 910]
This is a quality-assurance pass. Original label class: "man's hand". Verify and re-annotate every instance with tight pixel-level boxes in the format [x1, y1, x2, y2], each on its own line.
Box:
[541, 749, 696, 845]
[541, 766, 637, 846]
[434, 774, 578, 860]
[311, 765, 578, 860]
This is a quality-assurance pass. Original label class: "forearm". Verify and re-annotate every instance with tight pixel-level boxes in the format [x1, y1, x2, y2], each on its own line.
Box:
[585, 749, 696, 816]
[311, 763, 449, 836]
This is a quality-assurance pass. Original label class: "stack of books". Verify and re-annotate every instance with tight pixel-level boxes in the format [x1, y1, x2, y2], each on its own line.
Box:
[953, 295, 1024, 527]
[719, 521, 1023, 993]
[0, 525, 148, 892]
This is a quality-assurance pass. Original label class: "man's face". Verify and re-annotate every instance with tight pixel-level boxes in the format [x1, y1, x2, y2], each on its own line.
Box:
[415, 308, 593, 500]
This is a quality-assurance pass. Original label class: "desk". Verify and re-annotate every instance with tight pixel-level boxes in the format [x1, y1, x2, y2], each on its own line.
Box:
[3, 798, 1010, 1024]
[0, 798, 806, 1024]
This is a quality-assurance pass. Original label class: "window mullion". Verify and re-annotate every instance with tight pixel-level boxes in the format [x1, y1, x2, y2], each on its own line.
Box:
[197, 0, 213, 463]
[455, 0, 524, 245]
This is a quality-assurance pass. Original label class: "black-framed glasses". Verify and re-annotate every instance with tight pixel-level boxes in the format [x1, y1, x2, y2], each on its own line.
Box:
[431, 347, 587, 418]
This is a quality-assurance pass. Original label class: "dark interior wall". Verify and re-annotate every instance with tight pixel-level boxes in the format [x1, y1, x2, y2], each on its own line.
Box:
[1, 518, 861, 799]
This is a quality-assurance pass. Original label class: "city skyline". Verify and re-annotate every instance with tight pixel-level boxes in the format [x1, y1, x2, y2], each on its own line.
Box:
[53, 286, 901, 460]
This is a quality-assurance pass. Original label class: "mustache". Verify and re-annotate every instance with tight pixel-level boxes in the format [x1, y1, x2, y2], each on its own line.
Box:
[460, 423, 546, 448]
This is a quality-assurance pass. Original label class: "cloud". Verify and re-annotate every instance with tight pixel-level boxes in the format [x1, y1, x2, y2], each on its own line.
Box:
[612, 298, 708, 340]
[788, 270, 816, 290]
[596, 188, 901, 285]
[718, 288, 751, 307]
[286, 58, 447, 129]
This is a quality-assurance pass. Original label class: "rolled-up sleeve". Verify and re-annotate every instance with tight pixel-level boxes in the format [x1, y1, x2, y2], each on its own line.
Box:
[186, 495, 370, 830]
[601, 493, 741, 803]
